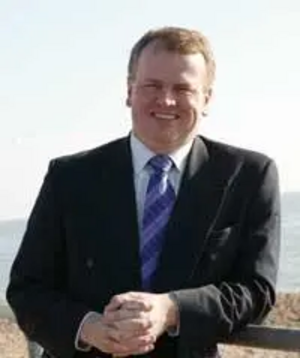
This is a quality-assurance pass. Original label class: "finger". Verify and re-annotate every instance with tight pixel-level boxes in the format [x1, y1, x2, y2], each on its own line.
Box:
[120, 331, 155, 345]
[113, 317, 152, 333]
[106, 331, 155, 355]
[111, 335, 155, 356]
[105, 295, 124, 313]
[106, 318, 152, 343]
[90, 321, 152, 355]
[122, 300, 152, 311]
[106, 325, 125, 342]
[103, 308, 142, 323]
[106, 324, 151, 342]
[105, 292, 147, 313]
[111, 326, 153, 341]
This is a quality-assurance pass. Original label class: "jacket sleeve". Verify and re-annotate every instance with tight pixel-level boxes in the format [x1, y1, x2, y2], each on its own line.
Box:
[172, 158, 281, 349]
[6, 161, 92, 358]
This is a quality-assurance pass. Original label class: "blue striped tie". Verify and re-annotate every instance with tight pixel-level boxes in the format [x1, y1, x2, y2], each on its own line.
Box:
[140, 155, 176, 291]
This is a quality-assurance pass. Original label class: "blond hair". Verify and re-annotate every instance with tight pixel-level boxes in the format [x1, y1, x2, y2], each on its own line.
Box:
[128, 26, 216, 90]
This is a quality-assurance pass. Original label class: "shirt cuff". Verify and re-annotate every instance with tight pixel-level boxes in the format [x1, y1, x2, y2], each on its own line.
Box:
[75, 311, 102, 351]
[167, 292, 180, 337]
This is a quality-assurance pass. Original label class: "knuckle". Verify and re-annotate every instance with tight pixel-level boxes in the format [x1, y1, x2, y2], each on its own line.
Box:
[112, 294, 121, 303]
[139, 319, 150, 330]
[145, 317, 152, 327]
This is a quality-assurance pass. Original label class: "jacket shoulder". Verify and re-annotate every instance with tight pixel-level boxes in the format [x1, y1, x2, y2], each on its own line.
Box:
[201, 136, 275, 169]
[48, 136, 129, 172]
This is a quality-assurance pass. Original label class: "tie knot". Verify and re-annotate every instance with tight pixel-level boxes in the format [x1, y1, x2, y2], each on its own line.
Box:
[148, 155, 173, 173]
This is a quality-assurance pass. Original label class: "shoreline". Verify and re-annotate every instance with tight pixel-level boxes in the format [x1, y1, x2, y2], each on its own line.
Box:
[1, 292, 300, 358]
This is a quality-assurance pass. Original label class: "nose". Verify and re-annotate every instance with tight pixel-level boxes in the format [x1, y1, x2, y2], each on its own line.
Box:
[156, 88, 177, 107]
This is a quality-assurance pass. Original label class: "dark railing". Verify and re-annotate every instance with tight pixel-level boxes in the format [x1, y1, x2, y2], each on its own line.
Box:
[225, 324, 300, 352]
[25, 324, 300, 357]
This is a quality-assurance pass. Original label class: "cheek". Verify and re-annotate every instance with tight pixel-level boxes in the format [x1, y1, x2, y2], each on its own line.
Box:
[131, 92, 152, 109]
[180, 100, 199, 118]
[131, 99, 152, 124]
[190, 99, 204, 117]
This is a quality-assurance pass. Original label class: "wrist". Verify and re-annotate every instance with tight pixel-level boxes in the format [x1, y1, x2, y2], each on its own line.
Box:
[161, 293, 179, 330]
[80, 312, 102, 346]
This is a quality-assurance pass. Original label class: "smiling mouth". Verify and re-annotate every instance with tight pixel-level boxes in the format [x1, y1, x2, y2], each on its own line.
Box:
[151, 112, 179, 120]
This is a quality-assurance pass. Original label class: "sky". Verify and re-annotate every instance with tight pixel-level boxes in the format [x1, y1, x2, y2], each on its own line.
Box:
[0, 0, 299, 219]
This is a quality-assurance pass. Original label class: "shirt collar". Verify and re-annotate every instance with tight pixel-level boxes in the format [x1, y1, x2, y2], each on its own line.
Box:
[130, 133, 194, 175]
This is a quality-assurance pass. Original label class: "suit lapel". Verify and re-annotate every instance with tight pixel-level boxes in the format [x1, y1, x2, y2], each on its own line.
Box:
[153, 136, 235, 292]
[92, 138, 142, 291]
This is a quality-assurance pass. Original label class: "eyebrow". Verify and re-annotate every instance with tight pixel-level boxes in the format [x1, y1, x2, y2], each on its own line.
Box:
[142, 78, 194, 88]
[142, 78, 163, 83]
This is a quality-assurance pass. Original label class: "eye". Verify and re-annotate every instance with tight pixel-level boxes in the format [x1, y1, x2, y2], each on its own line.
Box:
[139, 82, 162, 95]
[176, 86, 193, 94]
[179, 88, 190, 94]
[143, 83, 160, 89]
[174, 86, 198, 98]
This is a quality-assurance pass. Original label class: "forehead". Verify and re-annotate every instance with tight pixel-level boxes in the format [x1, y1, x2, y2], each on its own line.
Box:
[134, 44, 207, 83]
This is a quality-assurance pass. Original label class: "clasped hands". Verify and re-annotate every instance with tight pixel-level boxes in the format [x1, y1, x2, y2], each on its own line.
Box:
[80, 292, 178, 356]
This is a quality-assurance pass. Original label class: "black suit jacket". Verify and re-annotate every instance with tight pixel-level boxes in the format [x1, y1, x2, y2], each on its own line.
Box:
[6, 135, 280, 358]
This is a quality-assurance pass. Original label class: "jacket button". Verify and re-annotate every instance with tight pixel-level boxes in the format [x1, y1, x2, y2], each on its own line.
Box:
[86, 258, 94, 268]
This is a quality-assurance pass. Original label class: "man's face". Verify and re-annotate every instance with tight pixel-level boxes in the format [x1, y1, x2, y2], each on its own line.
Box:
[126, 44, 212, 153]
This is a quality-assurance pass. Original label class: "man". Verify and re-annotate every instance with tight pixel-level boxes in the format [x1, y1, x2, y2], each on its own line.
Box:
[7, 27, 280, 358]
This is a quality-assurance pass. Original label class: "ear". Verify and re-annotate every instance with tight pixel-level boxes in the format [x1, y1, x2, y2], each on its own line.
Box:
[126, 78, 133, 107]
[202, 88, 213, 117]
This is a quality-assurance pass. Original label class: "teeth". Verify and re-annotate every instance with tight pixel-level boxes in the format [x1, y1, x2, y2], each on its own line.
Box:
[153, 113, 177, 120]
